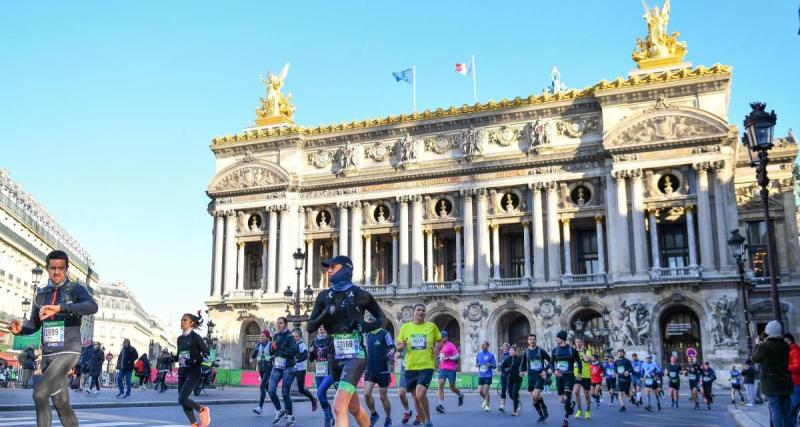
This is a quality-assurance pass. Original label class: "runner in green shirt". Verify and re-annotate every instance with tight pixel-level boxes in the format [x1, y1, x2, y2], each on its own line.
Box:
[396, 304, 442, 427]
[571, 338, 593, 419]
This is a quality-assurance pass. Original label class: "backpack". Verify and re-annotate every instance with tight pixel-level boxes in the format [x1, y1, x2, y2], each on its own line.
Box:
[134, 360, 144, 374]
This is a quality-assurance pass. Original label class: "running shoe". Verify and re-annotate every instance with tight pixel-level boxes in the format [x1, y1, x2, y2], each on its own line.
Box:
[122, 394, 131, 399]
[312, 397, 318, 412]
[285, 415, 296, 427]
[253, 406, 263, 415]
[413, 414, 422, 425]
[458, 393, 464, 406]
[435, 404, 445, 414]
[561, 419, 569, 427]
[645, 405, 653, 412]
[537, 415, 546, 423]
[424, 422, 433, 427]
[619, 406, 626, 412]
[575, 409, 582, 418]
[273, 409, 287, 425]
[371, 412, 381, 426]
[498, 404, 505, 413]
[584, 411, 590, 420]
[657, 401, 661, 411]
[401, 410, 412, 425]
[384, 417, 393, 427]
[115, 393, 124, 398]
[199, 406, 211, 427]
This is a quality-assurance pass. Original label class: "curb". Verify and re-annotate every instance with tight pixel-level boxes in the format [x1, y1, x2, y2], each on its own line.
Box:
[727, 405, 767, 427]
[0, 397, 310, 412]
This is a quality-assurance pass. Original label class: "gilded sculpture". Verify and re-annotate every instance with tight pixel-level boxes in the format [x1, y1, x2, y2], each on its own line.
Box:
[256, 63, 295, 126]
[632, 0, 687, 69]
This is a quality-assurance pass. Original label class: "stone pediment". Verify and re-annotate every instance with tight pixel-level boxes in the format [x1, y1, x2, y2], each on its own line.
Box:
[207, 159, 290, 195]
[604, 107, 729, 148]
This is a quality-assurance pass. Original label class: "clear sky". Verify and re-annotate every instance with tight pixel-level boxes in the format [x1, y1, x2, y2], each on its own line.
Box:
[1, 1, 798, 327]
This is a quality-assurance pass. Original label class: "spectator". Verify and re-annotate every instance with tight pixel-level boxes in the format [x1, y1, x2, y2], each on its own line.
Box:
[79, 338, 94, 392]
[135, 354, 151, 390]
[87, 341, 104, 394]
[742, 360, 756, 406]
[784, 333, 800, 420]
[116, 339, 138, 398]
[20, 344, 37, 389]
[752, 320, 793, 427]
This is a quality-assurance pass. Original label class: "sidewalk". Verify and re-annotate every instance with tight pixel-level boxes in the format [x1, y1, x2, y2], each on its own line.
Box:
[728, 404, 771, 427]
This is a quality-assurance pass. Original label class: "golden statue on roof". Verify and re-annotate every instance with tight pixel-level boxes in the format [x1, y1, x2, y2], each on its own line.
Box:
[632, 0, 687, 70]
[256, 63, 295, 126]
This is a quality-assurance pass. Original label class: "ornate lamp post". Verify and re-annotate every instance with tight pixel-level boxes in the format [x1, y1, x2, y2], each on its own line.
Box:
[21, 298, 30, 321]
[205, 319, 216, 349]
[601, 307, 612, 358]
[574, 318, 584, 340]
[284, 248, 315, 328]
[30, 264, 43, 297]
[741, 102, 782, 327]
[728, 229, 754, 354]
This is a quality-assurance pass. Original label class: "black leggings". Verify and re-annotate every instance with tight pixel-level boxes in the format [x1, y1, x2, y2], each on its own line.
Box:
[89, 374, 100, 392]
[500, 375, 509, 399]
[258, 367, 272, 408]
[508, 380, 522, 412]
[35, 354, 80, 427]
[294, 370, 315, 402]
[178, 370, 203, 424]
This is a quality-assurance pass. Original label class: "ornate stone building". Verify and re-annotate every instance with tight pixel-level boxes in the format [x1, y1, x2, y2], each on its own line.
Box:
[204, 10, 799, 372]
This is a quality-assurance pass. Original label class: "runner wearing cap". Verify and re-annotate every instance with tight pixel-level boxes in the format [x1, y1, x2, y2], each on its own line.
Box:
[252, 330, 273, 415]
[435, 330, 465, 414]
[475, 341, 497, 412]
[551, 331, 582, 427]
[641, 354, 661, 411]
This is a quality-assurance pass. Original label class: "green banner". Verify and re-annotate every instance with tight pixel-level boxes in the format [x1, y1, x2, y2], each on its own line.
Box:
[12, 332, 40, 350]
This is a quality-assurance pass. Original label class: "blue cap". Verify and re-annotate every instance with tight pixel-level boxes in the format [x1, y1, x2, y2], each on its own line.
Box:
[321, 255, 353, 269]
[440, 330, 449, 338]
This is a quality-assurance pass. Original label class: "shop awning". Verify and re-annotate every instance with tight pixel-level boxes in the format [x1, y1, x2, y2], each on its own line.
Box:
[0, 352, 20, 368]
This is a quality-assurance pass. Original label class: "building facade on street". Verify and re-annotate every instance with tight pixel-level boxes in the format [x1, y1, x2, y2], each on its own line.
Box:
[0, 169, 99, 353]
[204, 7, 799, 373]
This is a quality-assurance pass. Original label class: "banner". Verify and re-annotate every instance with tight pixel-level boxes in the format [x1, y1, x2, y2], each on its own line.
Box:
[12, 332, 40, 350]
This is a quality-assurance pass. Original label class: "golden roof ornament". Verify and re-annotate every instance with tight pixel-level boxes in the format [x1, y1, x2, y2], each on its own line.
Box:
[256, 63, 295, 126]
[632, 0, 687, 70]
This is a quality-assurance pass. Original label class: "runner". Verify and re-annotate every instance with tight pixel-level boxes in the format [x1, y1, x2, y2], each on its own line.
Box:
[551, 331, 582, 427]
[252, 330, 273, 415]
[394, 350, 414, 425]
[665, 356, 682, 408]
[176, 311, 212, 427]
[614, 349, 634, 412]
[588, 354, 603, 409]
[571, 338, 592, 420]
[500, 346, 523, 416]
[310, 325, 335, 427]
[641, 354, 661, 411]
[307, 255, 387, 427]
[268, 317, 301, 426]
[9, 250, 98, 427]
[497, 343, 511, 412]
[475, 341, 497, 412]
[434, 331, 465, 414]
[630, 352, 643, 406]
[602, 355, 616, 405]
[291, 329, 319, 412]
[520, 334, 550, 423]
[699, 362, 716, 410]
[729, 364, 744, 405]
[685, 356, 702, 410]
[396, 304, 441, 427]
[364, 323, 395, 427]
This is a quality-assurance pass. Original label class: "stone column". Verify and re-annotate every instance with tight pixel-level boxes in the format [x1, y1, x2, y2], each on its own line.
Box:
[694, 163, 715, 271]
[649, 209, 661, 269]
[491, 224, 501, 279]
[278, 205, 297, 292]
[782, 180, 800, 274]
[630, 169, 648, 275]
[338, 202, 349, 257]
[332, 236, 339, 257]
[364, 233, 372, 285]
[305, 238, 314, 287]
[425, 229, 434, 281]
[545, 182, 561, 282]
[351, 201, 363, 284]
[261, 238, 269, 290]
[522, 221, 532, 279]
[476, 189, 490, 284]
[223, 211, 237, 295]
[613, 171, 632, 276]
[397, 197, 410, 287]
[562, 218, 572, 275]
[236, 242, 245, 291]
[267, 208, 278, 293]
[595, 215, 606, 274]
[297, 207, 307, 286]
[686, 206, 698, 267]
[454, 226, 463, 282]
[461, 191, 475, 284]
[212, 213, 224, 296]
[391, 231, 399, 285]
[531, 183, 546, 282]
[411, 196, 425, 285]
[712, 162, 731, 270]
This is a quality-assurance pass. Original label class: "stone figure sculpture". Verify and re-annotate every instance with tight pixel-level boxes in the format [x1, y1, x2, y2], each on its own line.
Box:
[461, 127, 483, 159]
[707, 295, 740, 346]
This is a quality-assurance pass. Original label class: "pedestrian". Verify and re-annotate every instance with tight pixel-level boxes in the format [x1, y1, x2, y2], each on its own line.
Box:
[475, 341, 497, 412]
[784, 333, 800, 419]
[135, 354, 151, 390]
[21, 344, 37, 389]
[589, 354, 603, 409]
[501, 346, 523, 416]
[87, 341, 104, 394]
[78, 338, 93, 392]
[641, 354, 661, 411]
[602, 355, 616, 405]
[395, 303, 442, 427]
[752, 320, 794, 427]
[434, 330, 464, 415]
[156, 349, 175, 393]
[630, 352, 643, 406]
[686, 356, 702, 409]
[742, 359, 756, 406]
[551, 331, 582, 427]
[290, 328, 319, 412]
[665, 355, 682, 408]
[8, 249, 99, 427]
[310, 325, 335, 427]
[176, 311, 211, 427]
[251, 330, 272, 415]
[115, 338, 138, 398]
[519, 333, 550, 422]
[497, 342, 511, 412]
[268, 317, 301, 426]
[571, 338, 593, 419]
[363, 322, 395, 427]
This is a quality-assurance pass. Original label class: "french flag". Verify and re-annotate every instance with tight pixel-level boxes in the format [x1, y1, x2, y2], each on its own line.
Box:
[455, 62, 470, 76]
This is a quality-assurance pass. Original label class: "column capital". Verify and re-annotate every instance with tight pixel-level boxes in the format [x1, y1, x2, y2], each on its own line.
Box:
[391, 231, 399, 237]
[474, 188, 488, 197]
[236, 241, 245, 248]
[594, 214, 604, 223]
[396, 195, 411, 203]
[262, 237, 269, 244]
[684, 204, 694, 213]
[454, 225, 463, 232]
[350, 200, 362, 209]
[411, 194, 424, 204]
[521, 220, 530, 228]
[646, 207, 661, 216]
[544, 181, 558, 192]
[692, 161, 711, 173]
[561, 217, 571, 225]
[304, 238, 313, 244]
[612, 170, 628, 180]
[490, 223, 499, 230]
[304, 207, 313, 213]
[363, 232, 372, 239]
[628, 168, 644, 179]
[336, 201, 350, 209]
[331, 232, 339, 239]
[459, 189, 476, 198]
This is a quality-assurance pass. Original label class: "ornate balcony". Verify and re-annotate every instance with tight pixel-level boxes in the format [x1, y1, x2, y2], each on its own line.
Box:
[489, 277, 532, 290]
[225, 289, 261, 300]
[419, 281, 461, 296]
[362, 284, 397, 297]
[560, 273, 607, 287]
[648, 266, 701, 281]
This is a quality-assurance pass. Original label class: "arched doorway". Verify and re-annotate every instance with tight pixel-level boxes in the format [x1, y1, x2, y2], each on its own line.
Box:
[571, 310, 606, 357]
[660, 306, 702, 366]
[498, 312, 530, 350]
[432, 314, 461, 364]
[241, 321, 261, 371]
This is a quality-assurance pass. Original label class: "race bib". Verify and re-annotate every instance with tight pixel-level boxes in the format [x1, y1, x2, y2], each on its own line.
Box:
[702, 376, 711, 382]
[42, 321, 65, 349]
[530, 360, 543, 371]
[606, 368, 615, 376]
[617, 365, 626, 374]
[178, 351, 190, 368]
[669, 372, 677, 378]
[731, 378, 739, 384]
[333, 333, 360, 360]
[479, 365, 489, 373]
[688, 374, 697, 381]
[274, 356, 286, 370]
[633, 365, 641, 373]
[555, 361, 569, 372]
[315, 361, 328, 377]
[644, 377, 654, 386]
[410, 334, 427, 350]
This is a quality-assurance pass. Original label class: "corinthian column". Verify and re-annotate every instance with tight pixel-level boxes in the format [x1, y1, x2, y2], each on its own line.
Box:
[613, 171, 632, 276]
[531, 183, 546, 282]
[425, 229, 434, 281]
[712, 161, 731, 271]
[278, 205, 297, 292]
[261, 238, 268, 291]
[545, 182, 561, 282]
[475, 189, 490, 284]
[351, 201, 363, 284]
[236, 242, 245, 291]
[397, 197, 410, 287]
[267, 208, 278, 293]
[212, 213, 224, 297]
[454, 226, 463, 282]
[223, 211, 237, 295]
[630, 169, 648, 275]
[522, 221, 532, 279]
[461, 190, 475, 284]
[491, 224, 501, 279]
[686, 205, 698, 267]
[694, 163, 715, 271]
[595, 215, 606, 274]
[305, 238, 314, 287]
[649, 209, 661, 269]
[363, 233, 372, 285]
[562, 218, 572, 275]
[411, 196, 425, 285]
[391, 231, 399, 285]
[338, 202, 349, 257]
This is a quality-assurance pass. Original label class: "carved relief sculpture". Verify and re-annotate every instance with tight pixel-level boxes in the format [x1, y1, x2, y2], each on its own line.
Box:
[488, 126, 522, 147]
[365, 142, 392, 162]
[460, 127, 483, 160]
[308, 150, 333, 169]
[424, 134, 456, 154]
[612, 301, 652, 347]
[556, 116, 600, 138]
[336, 142, 360, 176]
[528, 119, 554, 154]
[462, 302, 489, 353]
[214, 166, 280, 191]
[397, 134, 419, 168]
[707, 295, 740, 346]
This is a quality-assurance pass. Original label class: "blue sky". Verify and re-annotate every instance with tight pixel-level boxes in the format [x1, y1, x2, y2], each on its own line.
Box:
[1, 1, 798, 325]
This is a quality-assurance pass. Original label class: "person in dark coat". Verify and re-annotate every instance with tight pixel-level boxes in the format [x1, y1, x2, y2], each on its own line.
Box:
[752, 320, 794, 427]
[116, 339, 138, 398]
[21, 345, 37, 389]
[79, 338, 94, 391]
[87, 342, 104, 394]
[156, 349, 175, 393]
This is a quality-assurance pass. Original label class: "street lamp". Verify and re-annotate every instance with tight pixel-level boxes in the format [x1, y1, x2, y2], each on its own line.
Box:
[741, 102, 782, 327]
[21, 298, 30, 321]
[31, 265, 43, 286]
[574, 318, 584, 339]
[205, 319, 216, 349]
[284, 248, 313, 328]
[728, 229, 754, 354]
[601, 307, 612, 358]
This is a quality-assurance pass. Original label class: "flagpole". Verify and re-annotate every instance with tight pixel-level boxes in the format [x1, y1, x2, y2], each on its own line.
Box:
[412, 65, 417, 113]
[471, 55, 477, 103]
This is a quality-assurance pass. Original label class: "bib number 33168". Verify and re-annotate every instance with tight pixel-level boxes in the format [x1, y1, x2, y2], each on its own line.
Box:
[334, 334, 360, 360]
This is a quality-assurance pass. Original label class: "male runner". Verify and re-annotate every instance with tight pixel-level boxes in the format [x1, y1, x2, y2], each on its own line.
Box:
[699, 362, 716, 410]
[519, 334, 550, 423]
[307, 255, 387, 427]
[435, 331, 465, 414]
[614, 349, 634, 412]
[630, 352, 643, 406]
[602, 355, 616, 405]
[571, 338, 592, 419]
[364, 324, 395, 427]
[685, 356, 702, 410]
[665, 356, 682, 408]
[310, 326, 335, 427]
[475, 341, 497, 412]
[641, 354, 661, 411]
[729, 364, 745, 405]
[10, 250, 99, 427]
[551, 331, 582, 427]
[396, 304, 442, 427]
[588, 354, 603, 409]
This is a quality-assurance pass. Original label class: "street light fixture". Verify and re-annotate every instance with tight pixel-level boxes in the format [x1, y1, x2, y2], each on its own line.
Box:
[601, 307, 612, 358]
[21, 298, 30, 320]
[206, 319, 216, 349]
[31, 265, 43, 286]
[284, 248, 312, 328]
[574, 318, 584, 339]
[741, 102, 782, 328]
[728, 229, 754, 354]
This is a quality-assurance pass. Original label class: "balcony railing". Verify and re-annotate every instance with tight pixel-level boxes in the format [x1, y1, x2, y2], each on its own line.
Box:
[362, 284, 397, 297]
[648, 266, 701, 281]
[560, 273, 607, 286]
[489, 277, 532, 290]
[420, 281, 461, 295]
[225, 289, 260, 299]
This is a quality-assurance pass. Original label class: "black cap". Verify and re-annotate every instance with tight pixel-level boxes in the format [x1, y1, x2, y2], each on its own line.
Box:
[556, 330, 568, 341]
[321, 255, 353, 270]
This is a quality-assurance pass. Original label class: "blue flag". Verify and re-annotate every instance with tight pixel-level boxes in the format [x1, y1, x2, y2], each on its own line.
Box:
[393, 68, 413, 84]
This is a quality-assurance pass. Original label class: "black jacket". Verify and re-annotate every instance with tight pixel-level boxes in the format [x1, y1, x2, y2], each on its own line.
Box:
[501, 354, 523, 382]
[271, 329, 299, 368]
[752, 336, 793, 396]
[157, 353, 175, 371]
[22, 347, 37, 370]
[177, 331, 209, 375]
[19, 280, 98, 356]
[89, 348, 104, 376]
[80, 345, 94, 373]
[117, 345, 139, 372]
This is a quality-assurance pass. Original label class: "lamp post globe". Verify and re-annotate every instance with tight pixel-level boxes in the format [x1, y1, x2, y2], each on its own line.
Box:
[31, 265, 43, 286]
